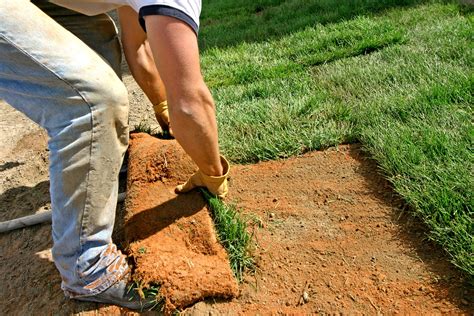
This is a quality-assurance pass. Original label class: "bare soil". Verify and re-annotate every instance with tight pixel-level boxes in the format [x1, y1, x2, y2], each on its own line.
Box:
[0, 73, 472, 315]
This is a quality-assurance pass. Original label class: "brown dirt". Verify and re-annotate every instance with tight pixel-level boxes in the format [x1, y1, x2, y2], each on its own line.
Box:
[0, 75, 472, 315]
[187, 145, 473, 314]
[125, 133, 239, 312]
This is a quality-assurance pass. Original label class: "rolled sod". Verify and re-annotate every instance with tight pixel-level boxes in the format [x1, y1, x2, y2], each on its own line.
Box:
[124, 133, 238, 312]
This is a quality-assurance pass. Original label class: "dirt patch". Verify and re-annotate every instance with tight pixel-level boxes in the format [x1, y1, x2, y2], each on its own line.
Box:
[185, 144, 473, 314]
[125, 133, 239, 312]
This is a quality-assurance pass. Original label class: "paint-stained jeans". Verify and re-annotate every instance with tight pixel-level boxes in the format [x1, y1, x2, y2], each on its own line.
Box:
[0, 0, 130, 297]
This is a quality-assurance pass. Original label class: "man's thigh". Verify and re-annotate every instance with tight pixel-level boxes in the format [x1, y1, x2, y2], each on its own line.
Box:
[0, 1, 125, 131]
[32, 0, 122, 76]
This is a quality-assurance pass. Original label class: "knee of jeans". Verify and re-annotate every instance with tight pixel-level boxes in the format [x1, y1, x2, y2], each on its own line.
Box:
[95, 80, 129, 138]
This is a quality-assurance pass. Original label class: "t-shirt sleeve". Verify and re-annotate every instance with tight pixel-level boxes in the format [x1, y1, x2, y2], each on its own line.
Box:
[130, 0, 201, 34]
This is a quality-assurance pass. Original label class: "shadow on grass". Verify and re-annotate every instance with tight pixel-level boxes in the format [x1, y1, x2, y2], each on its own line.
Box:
[199, 0, 429, 50]
[347, 145, 473, 312]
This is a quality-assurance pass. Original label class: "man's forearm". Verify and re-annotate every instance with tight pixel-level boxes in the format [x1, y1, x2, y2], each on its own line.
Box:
[123, 40, 166, 105]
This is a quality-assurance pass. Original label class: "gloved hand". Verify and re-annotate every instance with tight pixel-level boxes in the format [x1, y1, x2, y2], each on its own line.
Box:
[153, 100, 173, 136]
[175, 156, 230, 198]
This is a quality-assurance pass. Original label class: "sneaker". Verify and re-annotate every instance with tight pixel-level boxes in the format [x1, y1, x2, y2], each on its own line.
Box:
[75, 276, 159, 311]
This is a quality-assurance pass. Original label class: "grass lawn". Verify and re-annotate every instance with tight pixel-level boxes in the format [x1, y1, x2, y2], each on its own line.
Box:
[198, 0, 473, 278]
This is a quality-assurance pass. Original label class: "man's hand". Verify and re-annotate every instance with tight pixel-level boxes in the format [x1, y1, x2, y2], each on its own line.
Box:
[175, 156, 230, 198]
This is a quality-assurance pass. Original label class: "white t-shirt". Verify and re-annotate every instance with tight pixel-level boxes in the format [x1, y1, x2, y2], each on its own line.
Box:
[49, 0, 201, 28]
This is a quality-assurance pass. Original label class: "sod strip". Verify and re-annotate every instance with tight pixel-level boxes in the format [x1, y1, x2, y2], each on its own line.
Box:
[129, 185, 256, 311]
[124, 134, 239, 312]
[201, 189, 255, 282]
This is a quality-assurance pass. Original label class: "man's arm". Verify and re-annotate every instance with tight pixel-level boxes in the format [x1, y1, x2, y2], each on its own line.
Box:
[141, 14, 229, 197]
[117, 6, 171, 132]
[118, 9, 228, 197]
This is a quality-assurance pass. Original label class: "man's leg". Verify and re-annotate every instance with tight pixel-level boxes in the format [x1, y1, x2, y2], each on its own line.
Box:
[33, 0, 123, 77]
[0, 1, 129, 299]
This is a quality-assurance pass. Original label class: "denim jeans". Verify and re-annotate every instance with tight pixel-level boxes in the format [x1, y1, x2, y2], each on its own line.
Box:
[0, 1, 130, 297]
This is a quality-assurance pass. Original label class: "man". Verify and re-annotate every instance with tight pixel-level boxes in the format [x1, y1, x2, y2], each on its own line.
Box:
[0, 0, 229, 310]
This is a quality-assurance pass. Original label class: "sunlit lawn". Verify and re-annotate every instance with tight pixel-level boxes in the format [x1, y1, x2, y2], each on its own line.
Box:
[199, 0, 473, 277]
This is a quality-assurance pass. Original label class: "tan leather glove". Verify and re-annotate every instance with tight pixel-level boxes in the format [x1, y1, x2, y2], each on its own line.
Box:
[153, 100, 173, 136]
[175, 156, 230, 198]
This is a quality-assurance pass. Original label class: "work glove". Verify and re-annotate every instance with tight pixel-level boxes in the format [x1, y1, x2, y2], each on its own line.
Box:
[175, 155, 230, 198]
[153, 100, 173, 136]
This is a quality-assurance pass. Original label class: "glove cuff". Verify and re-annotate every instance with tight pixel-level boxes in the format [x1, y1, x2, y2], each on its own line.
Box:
[199, 155, 230, 183]
[152, 100, 168, 115]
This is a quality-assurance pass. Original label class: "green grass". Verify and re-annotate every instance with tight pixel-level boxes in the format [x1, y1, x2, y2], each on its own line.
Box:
[132, 121, 154, 134]
[199, 0, 426, 49]
[199, 0, 474, 277]
[201, 189, 255, 281]
[132, 121, 174, 139]
[128, 281, 164, 312]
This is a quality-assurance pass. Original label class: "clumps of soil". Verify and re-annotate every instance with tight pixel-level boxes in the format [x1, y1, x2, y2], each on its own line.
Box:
[124, 133, 239, 312]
